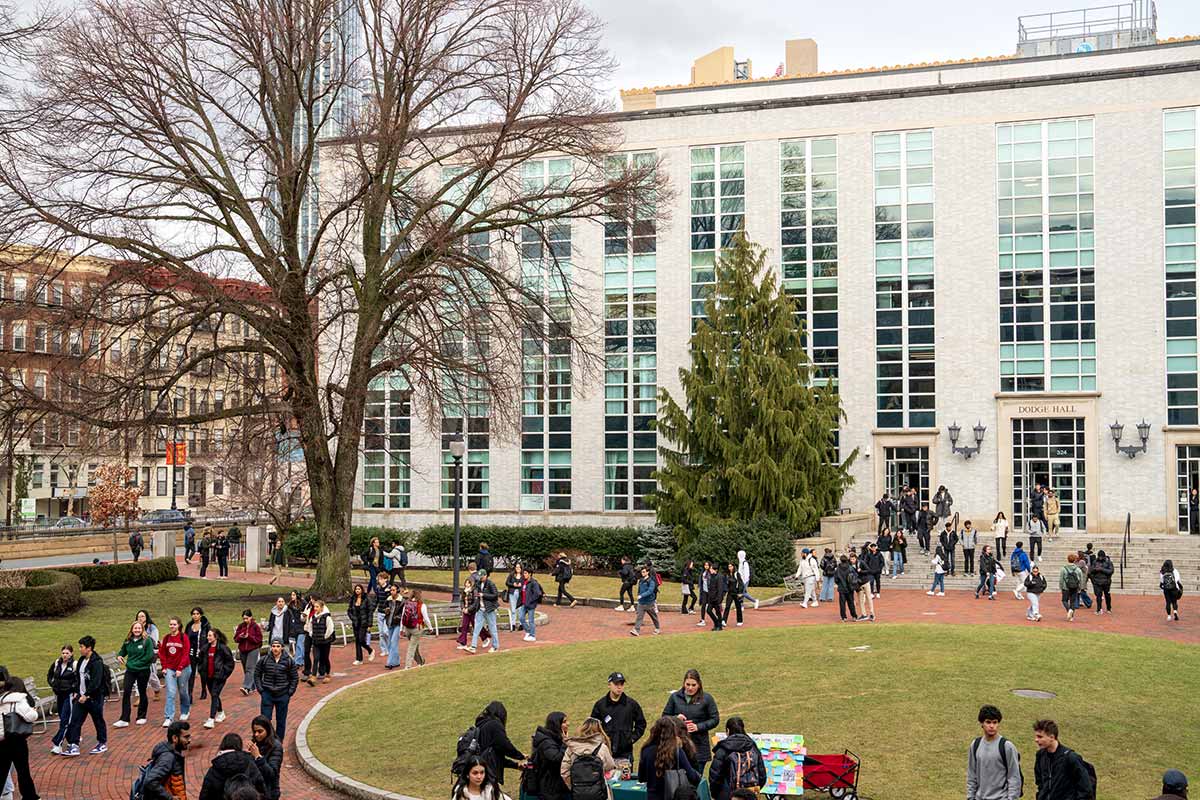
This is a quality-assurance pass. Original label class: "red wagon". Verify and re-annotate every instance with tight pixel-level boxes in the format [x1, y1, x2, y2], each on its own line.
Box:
[800, 750, 861, 799]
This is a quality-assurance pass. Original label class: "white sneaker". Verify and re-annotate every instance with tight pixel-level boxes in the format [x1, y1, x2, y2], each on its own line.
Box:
[488, 647, 498, 653]
[813, 601, 819, 607]
[695, 621, 706, 627]
[629, 630, 640, 637]
[215, 711, 225, 723]
[204, 718, 215, 729]
[753, 599, 760, 610]
[736, 622, 743, 627]
[136, 718, 147, 726]
[352, 660, 362, 665]
[800, 602, 808, 608]
[113, 720, 129, 728]
[369, 651, 376, 662]
[937, 592, 945, 596]
[523, 634, 535, 642]
[51, 744, 62, 754]
[162, 719, 171, 728]
[614, 605, 625, 612]
[180, 713, 189, 721]
[926, 591, 935, 595]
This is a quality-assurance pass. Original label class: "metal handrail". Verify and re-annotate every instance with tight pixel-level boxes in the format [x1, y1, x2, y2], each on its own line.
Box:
[1119, 511, 1130, 589]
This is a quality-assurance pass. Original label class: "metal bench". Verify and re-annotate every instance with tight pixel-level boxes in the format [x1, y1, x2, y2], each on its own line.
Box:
[101, 653, 124, 697]
[22, 678, 54, 733]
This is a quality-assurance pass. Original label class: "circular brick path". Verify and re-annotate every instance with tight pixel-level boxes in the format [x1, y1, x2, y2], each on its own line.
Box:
[23, 559, 1196, 799]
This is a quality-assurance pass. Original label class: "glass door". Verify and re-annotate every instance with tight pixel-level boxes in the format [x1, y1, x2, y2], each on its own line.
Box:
[1050, 459, 1076, 532]
[1177, 445, 1200, 533]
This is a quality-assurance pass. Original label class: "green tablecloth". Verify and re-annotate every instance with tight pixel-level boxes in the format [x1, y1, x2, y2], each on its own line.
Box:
[521, 778, 711, 800]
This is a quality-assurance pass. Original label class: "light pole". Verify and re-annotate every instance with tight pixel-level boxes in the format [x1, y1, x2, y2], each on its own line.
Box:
[449, 433, 466, 603]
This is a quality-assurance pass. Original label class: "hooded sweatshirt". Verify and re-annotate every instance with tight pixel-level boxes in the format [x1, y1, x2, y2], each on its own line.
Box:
[198, 749, 265, 800]
[736, 551, 751, 587]
[530, 725, 569, 800]
[560, 732, 617, 800]
[709, 732, 768, 800]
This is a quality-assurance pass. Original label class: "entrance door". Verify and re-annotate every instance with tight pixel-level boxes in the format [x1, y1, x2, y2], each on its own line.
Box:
[1049, 460, 1077, 533]
[884, 446, 930, 505]
[1176, 445, 1200, 533]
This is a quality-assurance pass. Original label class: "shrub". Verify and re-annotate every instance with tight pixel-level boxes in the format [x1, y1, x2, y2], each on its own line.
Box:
[637, 525, 679, 577]
[676, 517, 797, 586]
[57, 555, 179, 591]
[283, 524, 415, 563]
[413, 525, 643, 571]
[0, 569, 83, 617]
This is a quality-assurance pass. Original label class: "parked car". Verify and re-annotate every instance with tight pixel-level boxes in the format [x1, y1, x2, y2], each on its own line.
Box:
[52, 516, 87, 529]
[138, 508, 192, 526]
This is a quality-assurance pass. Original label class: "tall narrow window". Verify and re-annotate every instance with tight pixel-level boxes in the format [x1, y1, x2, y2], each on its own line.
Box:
[874, 130, 935, 428]
[780, 137, 839, 385]
[1165, 108, 1199, 424]
[997, 118, 1095, 391]
[689, 144, 745, 329]
[363, 376, 411, 509]
[520, 158, 573, 510]
[604, 151, 658, 511]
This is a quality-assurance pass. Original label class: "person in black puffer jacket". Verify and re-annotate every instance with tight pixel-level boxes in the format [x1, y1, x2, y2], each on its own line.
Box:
[347, 584, 375, 664]
[254, 639, 299, 738]
[975, 546, 998, 600]
[709, 717, 767, 800]
[661, 669, 719, 769]
[475, 700, 525, 786]
[250, 715, 284, 800]
[528, 711, 569, 800]
[1090, 550, 1115, 615]
[47, 644, 78, 752]
[198, 733, 265, 800]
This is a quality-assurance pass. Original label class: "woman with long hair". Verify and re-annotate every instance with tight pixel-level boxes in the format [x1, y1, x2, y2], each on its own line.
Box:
[202, 628, 235, 729]
[234, 609, 264, 696]
[661, 669, 719, 771]
[560, 718, 617, 800]
[403, 589, 432, 669]
[305, 598, 335, 684]
[114, 620, 155, 727]
[1161, 559, 1183, 621]
[709, 717, 766, 800]
[249, 715, 283, 800]
[186, 606, 211, 701]
[135, 609, 162, 700]
[451, 755, 509, 800]
[457, 576, 478, 650]
[348, 583, 375, 665]
[46, 644, 77, 753]
[992, 511, 1010, 559]
[474, 701, 525, 787]
[637, 717, 700, 800]
[505, 563, 525, 631]
[680, 560, 697, 615]
[927, 546, 947, 596]
[158, 616, 192, 726]
[530, 712, 569, 800]
[0, 665, 40, 800]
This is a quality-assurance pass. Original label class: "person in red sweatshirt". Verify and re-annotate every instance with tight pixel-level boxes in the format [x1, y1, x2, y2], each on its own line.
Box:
[233, 610, 263, 697]
[158, 617, 192, 727]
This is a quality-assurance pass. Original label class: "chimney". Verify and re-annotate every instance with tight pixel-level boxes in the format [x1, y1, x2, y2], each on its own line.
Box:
[691, 46, 742, 84]
[784, 38, 818, 76]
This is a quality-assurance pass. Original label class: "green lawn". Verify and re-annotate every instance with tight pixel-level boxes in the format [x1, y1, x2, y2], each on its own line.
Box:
[0, 578, 301, 683]
[308, 625, 1199, 800]
[387, 568, 790, 603]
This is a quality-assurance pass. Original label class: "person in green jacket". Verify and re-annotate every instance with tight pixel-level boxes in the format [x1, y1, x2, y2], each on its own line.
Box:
[115, 620, 157, 726]
[1058, 554, 1086, 622]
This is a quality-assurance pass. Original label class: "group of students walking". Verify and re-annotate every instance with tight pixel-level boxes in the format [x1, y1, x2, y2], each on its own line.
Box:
[452, 668, 765, 800]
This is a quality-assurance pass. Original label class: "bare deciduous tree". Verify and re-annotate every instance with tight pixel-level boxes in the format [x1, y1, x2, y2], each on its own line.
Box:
[0, 0, 660, 595]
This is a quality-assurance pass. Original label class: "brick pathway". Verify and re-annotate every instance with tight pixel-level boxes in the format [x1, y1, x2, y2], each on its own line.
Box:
[24, 559, 1197, 799]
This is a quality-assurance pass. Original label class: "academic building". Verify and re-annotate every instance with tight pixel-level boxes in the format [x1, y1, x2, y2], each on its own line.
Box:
[350, 6, 1200, 536]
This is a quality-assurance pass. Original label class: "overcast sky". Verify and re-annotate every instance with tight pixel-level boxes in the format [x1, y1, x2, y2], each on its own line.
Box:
[583, 0, 1200, 99]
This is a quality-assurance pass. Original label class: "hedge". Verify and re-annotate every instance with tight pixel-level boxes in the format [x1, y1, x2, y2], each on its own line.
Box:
[413, 525, 643, 570]
[0, 570, 83, 618]
[283, 524, 415, 564]
[677, 517, 797, 587]
[57, 555, 179, 591]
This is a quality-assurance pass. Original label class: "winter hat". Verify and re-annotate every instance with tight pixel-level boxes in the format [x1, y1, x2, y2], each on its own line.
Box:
[1163, 769, 1188, 791]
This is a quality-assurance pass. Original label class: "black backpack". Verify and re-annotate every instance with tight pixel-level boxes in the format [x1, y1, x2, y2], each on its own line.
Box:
[1065, 568, 1081, 591]
[569, 744, 607, 800]
[129, 757, 153, 800]
[971, 736, 1023, 797]
[99, 661, 115, 698]
[451, 725, 480, 777]
[1163, 570, 1178, 593]
[1077, 751, 1098, 800]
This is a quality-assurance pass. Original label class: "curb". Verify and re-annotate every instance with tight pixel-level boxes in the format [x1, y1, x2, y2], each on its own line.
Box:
[294, 672, 426, 800]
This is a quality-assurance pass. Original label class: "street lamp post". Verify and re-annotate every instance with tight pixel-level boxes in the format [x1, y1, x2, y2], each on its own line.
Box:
[449, 433, 466, 603]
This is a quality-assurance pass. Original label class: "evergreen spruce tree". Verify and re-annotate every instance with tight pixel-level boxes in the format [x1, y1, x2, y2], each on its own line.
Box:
[636, 525, 678, 576]
[652, 234, 857, 539]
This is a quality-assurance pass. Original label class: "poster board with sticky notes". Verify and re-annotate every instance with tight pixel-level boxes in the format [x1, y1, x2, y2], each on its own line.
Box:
[751, 733, 805, 796]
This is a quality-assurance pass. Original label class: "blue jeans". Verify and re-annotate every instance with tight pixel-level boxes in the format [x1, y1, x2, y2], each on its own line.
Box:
[930, 573, 945, 592]
[295, 633, 309, 675]
[375, 612, 390, 656]
[518, 605, 536, 638]
[52, 692, 73, 745]
[819, 575, 835, 601]
[509, 589, 520, 622]
[259, 689, 290, 738]
[741, 590, 758, 603]
[163, 666, 192, 720]
[1078, 589, 1093, 609]
[976, 574, 996, 597]
[386, 624, 404, 667]
[471, 609, 500, 650]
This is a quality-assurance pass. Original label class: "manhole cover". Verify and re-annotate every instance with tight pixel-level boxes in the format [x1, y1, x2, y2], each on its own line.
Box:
[1012, 688, 1056, 699]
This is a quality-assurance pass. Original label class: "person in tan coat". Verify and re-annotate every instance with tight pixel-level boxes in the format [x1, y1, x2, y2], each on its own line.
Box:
[1045, 490, 1062, 540]
[561, 718, 617, 800]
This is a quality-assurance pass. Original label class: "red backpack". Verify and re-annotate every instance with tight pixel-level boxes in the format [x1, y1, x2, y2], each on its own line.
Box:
[401, 599, 421, 628]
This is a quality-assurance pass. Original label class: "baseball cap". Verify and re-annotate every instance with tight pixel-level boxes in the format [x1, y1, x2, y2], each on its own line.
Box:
[1164, 770, 1188, 790]
[608, 672, 626, 684]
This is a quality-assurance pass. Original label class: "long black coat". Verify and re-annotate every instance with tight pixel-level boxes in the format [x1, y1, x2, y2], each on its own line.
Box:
[662, 689, 719, 762]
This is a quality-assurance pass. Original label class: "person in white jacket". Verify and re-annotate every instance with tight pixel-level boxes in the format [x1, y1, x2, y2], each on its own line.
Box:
[0, 666, 41, 800]
[794, 547, 820, 608]
[737, 550, 759, 610]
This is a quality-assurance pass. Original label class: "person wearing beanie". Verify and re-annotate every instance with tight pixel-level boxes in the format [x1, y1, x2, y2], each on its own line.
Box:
[1154, 769, 1188, 800]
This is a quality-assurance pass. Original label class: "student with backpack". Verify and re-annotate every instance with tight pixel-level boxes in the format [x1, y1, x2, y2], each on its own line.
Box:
[468, 569, 502, 654]
[560, 717, 617, 800]
[385, 540, 408, 587]
[1059, 554, 1086, 622]
[552, 553, 578, 608]
[129, 530, 145, 561]
[63, 634, 109, 756]
[1032, 719, 1096, 800]
[138, 720, 191, 800]
[402, 589, 433, 669]
[0, 666, 39, 800]
[834, 556, 860, 621]
[708, 717, 766, 800]
[472, 701, 525, 787]
[966, 705, 1022, 800]
[362, 536, 385, 587]
[526, 712, 569, 800]
[616, 556, 637, 612]
[1010, 542, 1032, 601]
[1161, 559, 1183, 621]
[519, 568, 544, 642]
[818, 549, 838, 602]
